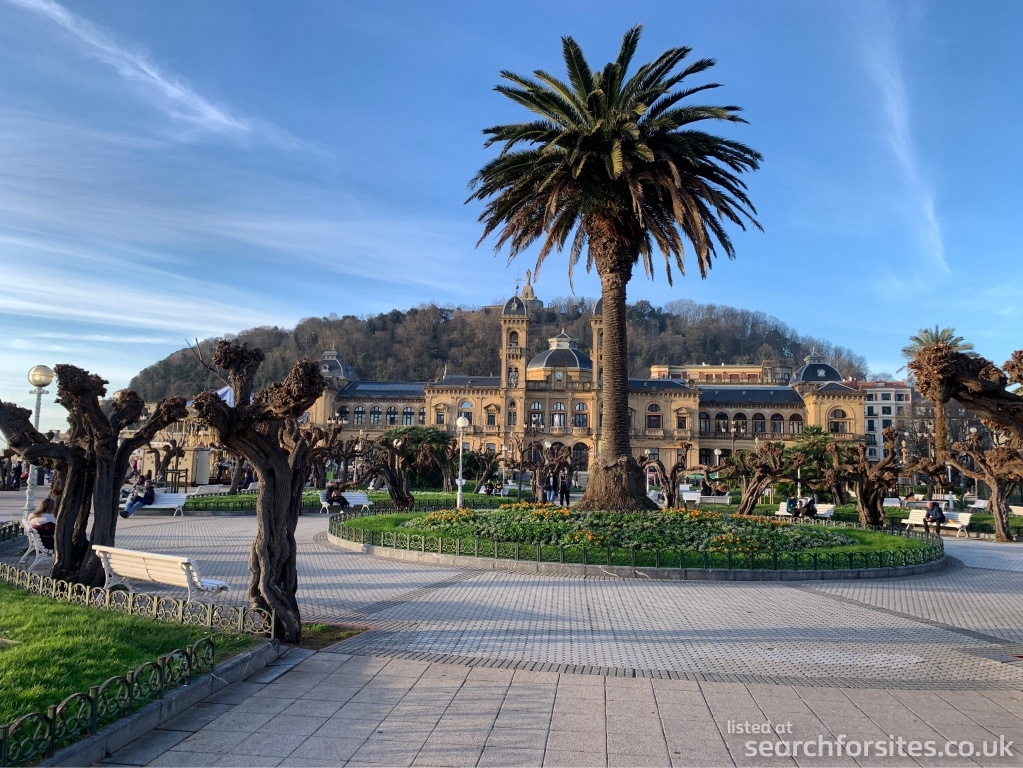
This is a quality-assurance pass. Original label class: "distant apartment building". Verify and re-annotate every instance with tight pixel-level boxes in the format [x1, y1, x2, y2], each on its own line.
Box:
[856, 380, 914, 461]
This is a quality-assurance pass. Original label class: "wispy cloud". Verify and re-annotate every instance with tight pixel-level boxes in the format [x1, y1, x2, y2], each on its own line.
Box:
[858, 1, 947, 272]
[5, 0, 297, 146]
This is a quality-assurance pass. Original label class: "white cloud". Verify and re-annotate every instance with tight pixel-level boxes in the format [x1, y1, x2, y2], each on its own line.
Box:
[858, 1, 947, 272]
[5, 0, 298, 147]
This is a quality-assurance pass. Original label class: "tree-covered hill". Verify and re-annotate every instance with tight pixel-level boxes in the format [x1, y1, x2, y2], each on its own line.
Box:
[128, 297, 868, 401]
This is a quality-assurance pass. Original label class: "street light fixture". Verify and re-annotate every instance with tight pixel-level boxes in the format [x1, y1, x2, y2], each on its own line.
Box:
[455, 416, 469, 508]
[24, 365, 54, 516]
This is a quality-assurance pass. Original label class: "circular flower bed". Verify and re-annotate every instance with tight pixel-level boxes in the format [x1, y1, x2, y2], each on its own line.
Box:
[401, 503, 861, 556]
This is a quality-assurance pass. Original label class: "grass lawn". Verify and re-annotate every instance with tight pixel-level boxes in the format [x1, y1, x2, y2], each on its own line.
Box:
[0, 584, 260, 724]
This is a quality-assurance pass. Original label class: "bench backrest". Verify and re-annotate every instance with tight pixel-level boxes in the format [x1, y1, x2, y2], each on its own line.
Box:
[699, 495, 731, 505]
[968, 499, 988, 509]
[152, 492, 187, 507]
[946, 512, 972, 525]
[882, 498, 902, 508]
[193, 485, 226, 496]
[92, 545, 194, 589]
[1011, 505, 1023, 516]
[342, 491, 372, 505]
[22, 523, 53, 554]
[904, 510, 927, 524]
[680, 491, 701, 503]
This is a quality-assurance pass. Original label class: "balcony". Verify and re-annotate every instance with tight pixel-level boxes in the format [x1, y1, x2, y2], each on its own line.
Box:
[644, 428, 665, 439]
[572, 427, 591, 437]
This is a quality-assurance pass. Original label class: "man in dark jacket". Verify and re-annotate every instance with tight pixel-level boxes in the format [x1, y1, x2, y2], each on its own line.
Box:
[923, 500, 946, 534]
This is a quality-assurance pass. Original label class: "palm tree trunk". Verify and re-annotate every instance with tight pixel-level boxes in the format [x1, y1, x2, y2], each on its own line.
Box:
[575, 254, 651, 511]
[935, 402, 947, 463]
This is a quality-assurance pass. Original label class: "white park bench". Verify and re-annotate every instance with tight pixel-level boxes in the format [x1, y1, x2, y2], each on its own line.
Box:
[680, 491, 702, 505]
[18, 523, 54, 574]
[775, 502, 834, 520]
[699, 495, 732, 506]
[966, 499, 988, 511]
[901, 510, 972, 537]
[242, 482, 259, 494]
[119, 492, 188, 517]
[883, 497, 903, 508]
[192, 484, 229, 496]
[319, 490, 374, 513]
[91, 544, 228, 603]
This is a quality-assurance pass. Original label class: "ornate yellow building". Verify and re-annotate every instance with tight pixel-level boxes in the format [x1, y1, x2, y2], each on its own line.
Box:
[309, 285, 865, 472]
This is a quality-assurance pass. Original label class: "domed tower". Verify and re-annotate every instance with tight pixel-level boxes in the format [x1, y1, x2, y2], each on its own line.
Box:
[590, 298, 604, 389]
[791, 352, 865, 435]
[500, 292, 528, 393]
[526, 331, 594, 384]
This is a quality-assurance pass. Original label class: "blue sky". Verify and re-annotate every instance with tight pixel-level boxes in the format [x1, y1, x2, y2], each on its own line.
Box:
[1, 0, 1020, 433]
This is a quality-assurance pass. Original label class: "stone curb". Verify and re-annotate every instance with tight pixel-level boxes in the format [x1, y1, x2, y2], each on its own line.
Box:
[41, 639, 284, 768]
[328, 532, 947, 580]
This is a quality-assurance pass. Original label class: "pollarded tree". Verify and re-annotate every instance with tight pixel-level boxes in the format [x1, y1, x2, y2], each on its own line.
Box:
[355, 426, 453, 508]
[947, 431, 1022, 543]
[191, 341, 325, 643]
[469, 25, 761, 510]
[826, 427, 901, 526]
[0, 366, 187, 583]
[641, 441, 693, 508]
[713, 442, 800, 516]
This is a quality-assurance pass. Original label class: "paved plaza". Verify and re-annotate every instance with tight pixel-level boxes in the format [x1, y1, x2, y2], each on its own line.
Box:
[3, 493, 1023, 766]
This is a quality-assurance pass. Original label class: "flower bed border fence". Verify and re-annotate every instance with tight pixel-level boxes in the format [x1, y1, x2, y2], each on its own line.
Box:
[1, 636, 216, 767]
[328, 510, 944, 572]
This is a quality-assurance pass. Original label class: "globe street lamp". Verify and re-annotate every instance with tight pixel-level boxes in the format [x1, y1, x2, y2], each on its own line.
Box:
[455, 416, 469, 508]
[24, 365, 54, 516]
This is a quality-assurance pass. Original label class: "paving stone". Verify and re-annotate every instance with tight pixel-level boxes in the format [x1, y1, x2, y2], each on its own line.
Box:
[212, 755, 284, 767]
[102, 729, 191, 765]
[230, 731, 310, 758]
[485, 727, 550, 749]
[349, 737, 424, 765]
[159, 703, 234, 732]
[477, 746, 546, 767]
[285, 735, 367, 762]
[169, 729, 251, 756]
[279, 698, 345, 718]
[542, 749, 607, 766]
[411, 742, 484, 767]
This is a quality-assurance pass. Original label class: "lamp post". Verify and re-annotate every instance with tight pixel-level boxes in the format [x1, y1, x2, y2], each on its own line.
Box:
[24, 365, 54, 516]
[730, 421, 737, 458]
[644, 448, 652, 494]
[455, 416, 469, 508]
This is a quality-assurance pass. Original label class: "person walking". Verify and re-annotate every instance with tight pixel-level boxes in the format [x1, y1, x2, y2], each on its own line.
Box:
[558, 470, 572, 506]
[544, 471, 556, 504]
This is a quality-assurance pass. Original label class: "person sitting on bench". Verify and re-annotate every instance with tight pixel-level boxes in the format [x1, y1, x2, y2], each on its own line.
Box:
[923, 500, 946, 534]
[28, 497, 57, 550]
[122, 481, 155, 518]
[325, 482, 350, 509]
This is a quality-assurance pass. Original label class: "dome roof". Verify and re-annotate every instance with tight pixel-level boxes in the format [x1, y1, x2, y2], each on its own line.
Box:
[791, 353, 842, 384]
[526, 331, 593, 371]
[319, 349, 356, 380]
[592, 298, 603, 316]
[502, 295, 527, 316]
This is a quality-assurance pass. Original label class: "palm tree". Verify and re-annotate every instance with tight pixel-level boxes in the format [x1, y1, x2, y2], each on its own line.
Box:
[468, 26, 761, 509]
[901, 327, 974, 462]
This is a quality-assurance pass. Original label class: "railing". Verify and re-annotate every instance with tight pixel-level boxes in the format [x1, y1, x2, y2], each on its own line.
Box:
[329, 511, 944, 572]
[0, 636, 217, 767]
[525, 381, 594, 391]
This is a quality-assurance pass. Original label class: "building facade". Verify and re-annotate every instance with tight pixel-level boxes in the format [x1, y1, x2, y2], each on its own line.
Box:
[309, 286, 866, 472]
[855, 380, 915, 461]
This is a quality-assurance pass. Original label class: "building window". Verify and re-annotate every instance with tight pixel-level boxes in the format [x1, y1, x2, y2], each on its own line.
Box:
[789, 415, 803, 434]
[353, 406, 365, 425]
[882, 419, 892, 428]
[507, 410, 517, 426]
[867, 434, 877, 446]
[770, 414, 784, 434]
[828, 408, 848, 434]
[508, 331, 519, 347]
[867, 419, 875, 432]
[551, 410, 567, 428]
[646, 404, 662, 429]
[867, 406, 875, 416]
[459, 400, 473, 425]
[868, 448, 877, 458]
[752, 413, 766, 434]
[435, 410, 445, 425]
[646, 448, 659, 461]
[486, 411, 496, 427]
[572, 443, 590, 469]
[895, 393, 905, 402]
[486, 443, 496, 453]
[574, 412, 588, 428]
[715, 413, 730, 434]
[418, 408, 426, 425]
[676, 414, 688, 430]
[866, 394, 874, 401]
[402, 407, 413, 426]
[530, 411, 543, 427]
[370, 406, 382, 425]
[733, 413, 747, 433]
[699, 412, 711, 435]
[881, 393, 892, 401]
[882, 406, 891, 415]
[699, 449, 714, 465]
[337, 406, 349, 423]
[386, 407, 398, 425]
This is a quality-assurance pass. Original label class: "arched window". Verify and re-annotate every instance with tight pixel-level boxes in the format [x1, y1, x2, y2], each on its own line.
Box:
[418, 408, 426, 425]
[770, 414, 784, 433]
[386, 407, 398, 425]
[789, 414, 803, 434]
[715, 412, 730, 435]
[507, 403, 517, 426]
[530, 401, 544, 410]
[337, 406, 349, 423]
[646, 403, 662, 429]
[508, 331, 519, 347]
[575, 403, 587, 411]
[353, 406, 365, 425]
[370, 406, 382, 425]
[699, 412, 711, 435]
[733, 413, 747, 433]
[529, 401, 543, 426]
[752, 413, 766, 434]
[459, 400, 473, 425]
[829, 408, 849, 434]
[551, 402, 566, 427]
[572, 443, 590, 470]
[402, 407, 414, 425]
[435, 408, 445, 425]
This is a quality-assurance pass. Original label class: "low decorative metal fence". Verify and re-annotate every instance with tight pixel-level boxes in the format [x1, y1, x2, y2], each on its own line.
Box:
[329, 511, 944, 572]
[1, 636, 216, 767]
